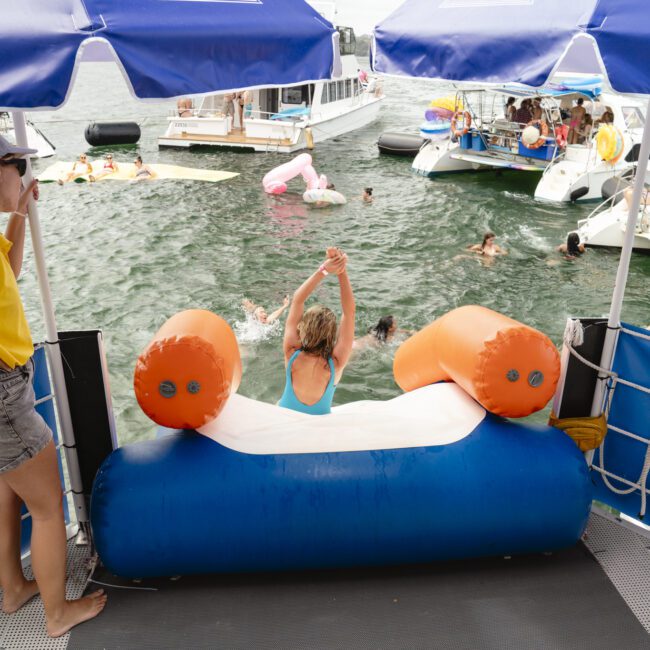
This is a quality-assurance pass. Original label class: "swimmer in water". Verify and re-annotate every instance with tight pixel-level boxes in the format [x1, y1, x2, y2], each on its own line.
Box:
[353, 315, 414, 351]
[557, 232, 585, 259]
[242, 295, 290, 325]
[131, 156, 156, 182]
[362, 187, 373, 203]
[468, 232, 507, 257]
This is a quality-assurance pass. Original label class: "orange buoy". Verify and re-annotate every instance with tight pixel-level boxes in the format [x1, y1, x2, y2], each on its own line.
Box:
[393, 306, 560, 418]
[134, 309, 242, 429]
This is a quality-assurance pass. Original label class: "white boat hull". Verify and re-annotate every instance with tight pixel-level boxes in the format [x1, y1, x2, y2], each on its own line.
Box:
[412, 140, 478, 176]
[0, 116, 56, 159]
[576, 200, 650, 251]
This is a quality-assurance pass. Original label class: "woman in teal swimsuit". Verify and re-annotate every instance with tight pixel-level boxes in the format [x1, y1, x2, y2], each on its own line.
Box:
[279, 248, 355, 415]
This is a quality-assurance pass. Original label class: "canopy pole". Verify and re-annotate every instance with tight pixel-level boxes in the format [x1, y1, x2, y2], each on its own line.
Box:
[590, 97, 650, 422]
[11, 111, 89, 525]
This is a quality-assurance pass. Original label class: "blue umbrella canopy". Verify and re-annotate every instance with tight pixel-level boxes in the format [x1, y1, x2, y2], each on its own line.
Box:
[372, 0, 650, 94]
[1, 0, 340, 110]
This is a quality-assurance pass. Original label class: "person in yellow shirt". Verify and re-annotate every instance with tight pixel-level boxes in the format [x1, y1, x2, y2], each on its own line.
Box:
[0, 135, 106, 636]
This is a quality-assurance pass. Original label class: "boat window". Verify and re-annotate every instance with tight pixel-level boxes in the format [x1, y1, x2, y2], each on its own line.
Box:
[337, 27, 356, 56]
[623, 107, 645, 130]
[282, 87, 304, 105]
[345, 79, 352, 99]
[321, 84, 329, 105]
[337, 81, 344, 100]
[329, 82, 337, 102]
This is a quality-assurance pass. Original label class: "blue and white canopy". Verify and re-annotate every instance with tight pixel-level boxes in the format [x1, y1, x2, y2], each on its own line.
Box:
[1, 0, 340, 110]
[372, 0, 650, 94]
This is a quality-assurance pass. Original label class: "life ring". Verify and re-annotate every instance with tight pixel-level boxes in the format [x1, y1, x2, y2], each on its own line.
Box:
[451, 111, 471, 137]
[596, 124, 624, 164]
[522, 120, 548, 150]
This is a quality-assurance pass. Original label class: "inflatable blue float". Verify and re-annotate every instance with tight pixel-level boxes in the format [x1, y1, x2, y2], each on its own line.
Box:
[90, 307, 592, 578]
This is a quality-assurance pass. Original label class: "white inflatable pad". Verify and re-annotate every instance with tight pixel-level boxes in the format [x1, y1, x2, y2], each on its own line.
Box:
[198, 383, 485, 455]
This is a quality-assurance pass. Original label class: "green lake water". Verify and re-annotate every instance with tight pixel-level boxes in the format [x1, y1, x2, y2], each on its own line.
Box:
[20, 63, 650, 443]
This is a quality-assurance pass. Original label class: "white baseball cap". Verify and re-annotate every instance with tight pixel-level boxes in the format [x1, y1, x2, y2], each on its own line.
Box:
[0, 134, 37, 158]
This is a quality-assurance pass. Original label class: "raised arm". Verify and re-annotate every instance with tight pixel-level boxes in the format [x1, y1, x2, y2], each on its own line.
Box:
[5, 180, 38, 279]
[332, 268, 355, 372]
[267, 295, 290, 324]
[283, 253, 346, 360]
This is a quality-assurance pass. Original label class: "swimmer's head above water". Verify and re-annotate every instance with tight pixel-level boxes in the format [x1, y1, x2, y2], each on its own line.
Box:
[254, 306, 268, 324]
[297, 305, 338, 360]
[371, 315, 397, 342]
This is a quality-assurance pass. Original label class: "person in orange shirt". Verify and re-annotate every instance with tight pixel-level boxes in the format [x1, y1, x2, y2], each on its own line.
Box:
[0, 135, 106, 636]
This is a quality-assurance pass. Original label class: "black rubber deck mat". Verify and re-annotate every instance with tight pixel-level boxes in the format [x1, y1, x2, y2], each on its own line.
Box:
[68, 543, 649, 650]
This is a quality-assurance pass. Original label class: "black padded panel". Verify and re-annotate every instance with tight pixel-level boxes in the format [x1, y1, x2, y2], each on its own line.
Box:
[68, 544, 648, 649]
[59, 330, 115, 496]
[557, 319, 608, 419]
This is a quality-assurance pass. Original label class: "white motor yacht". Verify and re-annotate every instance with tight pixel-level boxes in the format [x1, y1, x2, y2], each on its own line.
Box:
[534, 92, 646, 203]
[575, 173, 650, 252]
[0, 111, 56, 158]
[158, 17, 384, 152]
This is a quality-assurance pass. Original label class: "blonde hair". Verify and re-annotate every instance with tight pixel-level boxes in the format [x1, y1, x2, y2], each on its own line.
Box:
[297, 305, 338, 359]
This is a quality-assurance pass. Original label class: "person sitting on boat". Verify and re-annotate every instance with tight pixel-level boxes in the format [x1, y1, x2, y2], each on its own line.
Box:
[531, 98, 543, 121]
[557, 232, 586, 259]
[353, 315, 414, 352]
[578, 114, 593, 144]
[242, 296, 290, 325]
[594, 106, 615, 130]
[505, 97, 517, 123]
[279, 247, 355, 416]
[468, 232, 507, 257]
[362, 187, 373, 203]
[568, 98, 587, 145]
[177, 97, 193, 118]
[131, 156, 156, 182]
[90, 154, 119, 181]
[57, 154, 93, 185]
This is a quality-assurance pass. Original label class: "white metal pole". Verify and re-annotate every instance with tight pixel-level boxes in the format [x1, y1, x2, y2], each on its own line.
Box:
[590, 97, 650, 418]
[11, 111, 89, 524]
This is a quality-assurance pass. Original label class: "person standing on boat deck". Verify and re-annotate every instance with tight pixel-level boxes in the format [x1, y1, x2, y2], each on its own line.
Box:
[513, 99, 532, 127]
[177, 97, 193, 117]
[0, 136, 107, 637]
[279, 247, 355, 415]
[568, 98, 586, 145]
[222, 93, 236, 127]
[505, 97, 517, 122]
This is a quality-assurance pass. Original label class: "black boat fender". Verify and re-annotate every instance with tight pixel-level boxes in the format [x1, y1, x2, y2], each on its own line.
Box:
[85, 121, 141, 146]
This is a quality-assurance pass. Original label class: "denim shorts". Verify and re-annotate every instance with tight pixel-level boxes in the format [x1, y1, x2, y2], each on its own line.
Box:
[0, 358, 52, 474]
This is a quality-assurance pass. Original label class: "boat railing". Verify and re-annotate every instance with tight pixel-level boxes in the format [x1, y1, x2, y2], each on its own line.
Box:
[168, 108, 309, 123]
[578, 184, 650, 229]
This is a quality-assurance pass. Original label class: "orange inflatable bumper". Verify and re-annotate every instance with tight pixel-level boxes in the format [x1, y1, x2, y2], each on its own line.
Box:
[134, 310, 242, 429]
[393, 306, 560, 418]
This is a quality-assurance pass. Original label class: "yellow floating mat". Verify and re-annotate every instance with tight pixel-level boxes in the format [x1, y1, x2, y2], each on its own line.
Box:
[38, 161, 239, 184]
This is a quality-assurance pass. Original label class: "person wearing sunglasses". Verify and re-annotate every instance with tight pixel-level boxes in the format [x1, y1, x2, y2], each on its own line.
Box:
[91, 153, 119, 181]
[57, 153, 94, 185]
[0, 135, 107, 635]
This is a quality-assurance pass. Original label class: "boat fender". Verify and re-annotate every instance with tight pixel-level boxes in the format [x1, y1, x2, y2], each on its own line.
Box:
[393, 306, 560, 418]
[570, 186, 590, 202]
[522, 120, 548, 149]
[134, 310, 242, 429]
[84, 122, 141, 147]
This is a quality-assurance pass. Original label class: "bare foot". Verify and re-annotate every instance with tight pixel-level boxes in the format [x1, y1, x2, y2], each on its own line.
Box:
[46, 590, 107, 638]
[57, 179, 64, 186]
[2, 579, 40, 614]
